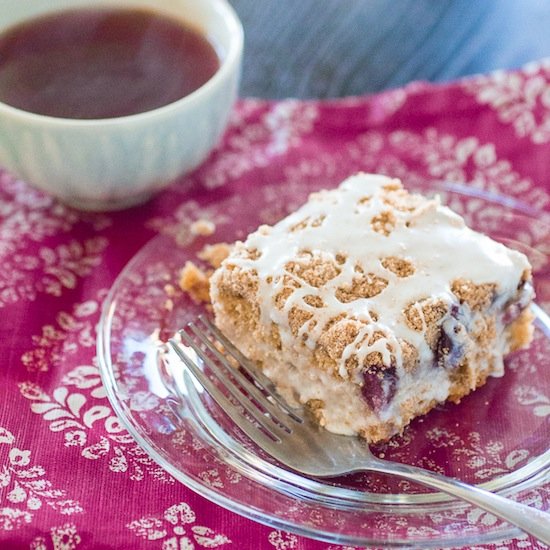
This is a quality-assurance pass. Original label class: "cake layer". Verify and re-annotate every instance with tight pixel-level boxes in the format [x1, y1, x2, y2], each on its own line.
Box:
[209, 173, 534, 442]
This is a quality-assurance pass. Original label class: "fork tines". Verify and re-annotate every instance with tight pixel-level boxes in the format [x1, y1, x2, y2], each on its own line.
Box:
[169, 316, 303, 445]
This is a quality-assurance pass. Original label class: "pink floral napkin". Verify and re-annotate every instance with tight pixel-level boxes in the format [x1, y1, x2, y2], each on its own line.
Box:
[1, 59, 550, 549]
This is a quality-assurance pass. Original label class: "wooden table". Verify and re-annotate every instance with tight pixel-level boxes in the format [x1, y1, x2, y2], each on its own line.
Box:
[229, 0, 550, 99]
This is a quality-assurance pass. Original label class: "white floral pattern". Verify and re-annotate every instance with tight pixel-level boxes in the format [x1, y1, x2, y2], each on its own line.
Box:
[267, 531, 299, 549]
[0, 171, 111, 307]
[197, 100, 318, 190]
[448, 431, 530, 480]
[18, 293, 173, 484]
[127, 501, 231, 548]
[344, 127, 550, 209]
[0, 427, 83, 531]
[19, 372, 172, 484]
[515, 386, 550, 418]
[464, 59, 550, 144]
[21, 297, 104, 373]
[29, 523, 82, 550]
[0, 237, 108, 306]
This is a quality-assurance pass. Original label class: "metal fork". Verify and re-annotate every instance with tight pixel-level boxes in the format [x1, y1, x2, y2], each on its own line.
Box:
[169, 316, 550, 544]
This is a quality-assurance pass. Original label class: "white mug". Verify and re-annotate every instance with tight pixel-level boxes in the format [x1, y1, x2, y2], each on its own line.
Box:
[0, 0, 243, 210]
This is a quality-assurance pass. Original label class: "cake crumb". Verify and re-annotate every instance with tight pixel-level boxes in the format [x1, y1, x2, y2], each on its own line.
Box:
[306, 399, 326, 426]
[198, 242, 232, 268]
[190, 219, 216, 236]
[164, 283, 177, 297]
[357, 195, 372, 205]
[179, 261, 211, 303]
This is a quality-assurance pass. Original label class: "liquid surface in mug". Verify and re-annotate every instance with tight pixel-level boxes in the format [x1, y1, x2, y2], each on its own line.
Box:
[0, 7, 220, 119]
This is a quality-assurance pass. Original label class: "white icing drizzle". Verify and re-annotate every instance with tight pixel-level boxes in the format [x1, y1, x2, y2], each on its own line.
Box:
[220, 173, 531, 379]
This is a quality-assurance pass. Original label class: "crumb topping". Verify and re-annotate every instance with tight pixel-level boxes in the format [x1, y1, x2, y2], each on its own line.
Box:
[190, 219, 216, 236]
[403, 299, 448, 332]
[403, 298, 449, 349]
[210, 173, 532, 381]
[381, 256, 415, 277]
[290, 214, 326, 232]
[451, 279, 496, 311]
[179, 261, 210, 303]
[285, 252, 341, 288]
[303, 295, 325, 308]
[335, 273, 388, 303]
[288, 306, 314, 337]
[371, 210, 396, 236]
[382, 188, 425, 212]
[198, 242, 232, 268]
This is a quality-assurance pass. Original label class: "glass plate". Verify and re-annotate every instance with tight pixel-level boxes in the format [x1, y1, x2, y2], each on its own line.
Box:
[98, 180, 550, 548]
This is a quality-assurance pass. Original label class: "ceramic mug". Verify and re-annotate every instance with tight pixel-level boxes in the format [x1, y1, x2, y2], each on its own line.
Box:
[0, 0, 243, 210]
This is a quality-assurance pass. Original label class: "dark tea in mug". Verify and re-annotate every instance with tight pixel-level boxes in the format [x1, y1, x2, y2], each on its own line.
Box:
[0, 7, 220, 119]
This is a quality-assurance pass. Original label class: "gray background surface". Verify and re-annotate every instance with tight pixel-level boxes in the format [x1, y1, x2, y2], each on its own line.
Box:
[229, 0, 550, 99]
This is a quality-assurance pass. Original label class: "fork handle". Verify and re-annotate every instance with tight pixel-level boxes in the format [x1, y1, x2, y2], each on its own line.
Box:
[367, 458, 550, 544]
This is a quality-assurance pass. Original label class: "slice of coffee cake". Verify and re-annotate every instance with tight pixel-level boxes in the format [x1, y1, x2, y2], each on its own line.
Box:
[209, 173, 534, 442]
